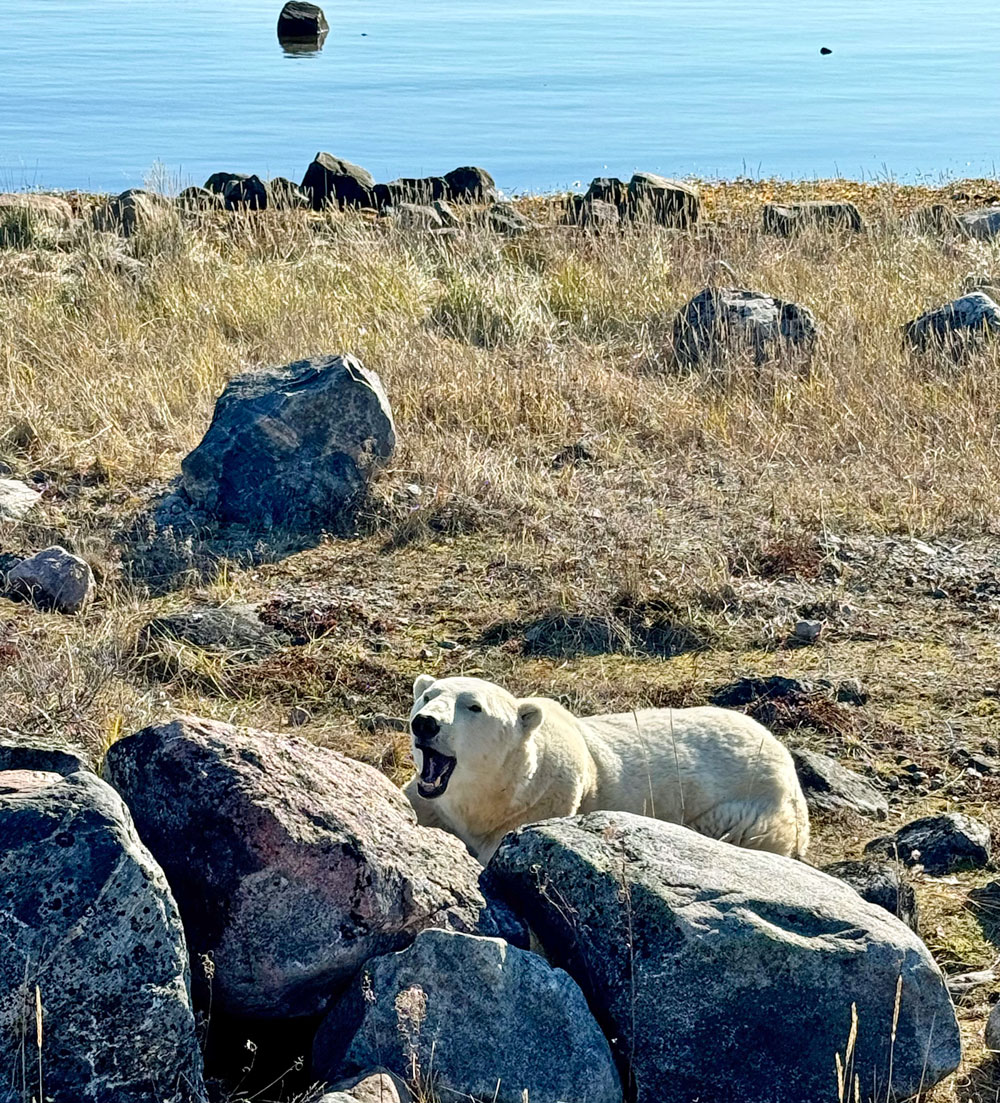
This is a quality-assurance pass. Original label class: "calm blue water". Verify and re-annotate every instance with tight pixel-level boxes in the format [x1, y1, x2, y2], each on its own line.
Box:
[1, 1, 999, 194]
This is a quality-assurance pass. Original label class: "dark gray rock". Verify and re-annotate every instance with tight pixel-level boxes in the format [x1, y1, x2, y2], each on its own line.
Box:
[711, 674, 868, 709]
[627, 172, 699, 228]
[139, 603, 286, 660]
[178, 354, 395, 530]
[673, 286, 819, 369]
[911, 204, 967, 237]
[267, 176, 310, 209]
[585, 177, 628, 207]
[486, 202, 532, 237]
[987, 1000, 1000, 1050]
[374, 177, 449, 211]
[302, 153, 376, 210]
[432, 198, 459, 228]
[223, 173, 268, 211]
[763, 201, 864, 235]
[103, 715, 524, 1019]
[791, 748, 888, 818]
[488, 811, 960, 1103]
[823, 859, 919, 933]
[444, 166, 496, 202]
[92, 188, 171, 236]
[177, 186, 224, 211]
[0, 768, 205, 1103]
[6, 545, 95, 614]
[277, 1, 329, 39]
[204, 171, 248, 195]
[959, 207, 1000, 240]
[904, 291, 1000, 352]
[865, 812, 992, 874]
[390, 203, 443, 231]
[566, 196, 620, 231]
[0, 738, 88, 776]
[313, 930, 620, 1103]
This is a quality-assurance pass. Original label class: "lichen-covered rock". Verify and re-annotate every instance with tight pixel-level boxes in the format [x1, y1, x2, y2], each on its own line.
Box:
[865, 812, 992, 874]
[301, 153, 376, 210]
[627, 172, 699, 227]
[763, 201, 864, 235]
[673, 286, 818, 369]
[489, 811, 960, 1103]
[178, 354, 395, 530]
[6, 545, 95, 614]
[0, 768, 205, 1103]
[444, 166, 496, 202]
[823, 859, 920, 933]
[791, 748, 888, 817]
[103, 716, 522, 1018]
[904, 291, 1000, 352]
[313, 930, 620, 1103]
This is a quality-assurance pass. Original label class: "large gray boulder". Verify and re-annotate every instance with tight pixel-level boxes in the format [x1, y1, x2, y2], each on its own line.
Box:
[673, 286, 819, 369]
[489, 812, 961, 1103]
[277, 1, 329, 39]
[313, 929, 620, 1103]
[763, 201, 864, 235]
[444, 166, 496, 203]
[178, 354, 395, 530]
[103, 716, 521, 1019]
[302, 153, 376, 210]
[904, 291, 1000, 352]
[627, 172, 699, 228]
[0, 767, 205, 1103]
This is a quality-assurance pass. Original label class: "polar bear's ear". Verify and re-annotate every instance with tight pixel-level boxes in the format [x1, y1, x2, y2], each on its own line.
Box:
[413, 674, 435, 702]
[517, 701, 543, 736]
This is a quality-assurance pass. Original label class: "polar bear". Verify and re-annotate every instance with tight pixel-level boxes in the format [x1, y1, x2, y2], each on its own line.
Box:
[403, 675, 809, 865]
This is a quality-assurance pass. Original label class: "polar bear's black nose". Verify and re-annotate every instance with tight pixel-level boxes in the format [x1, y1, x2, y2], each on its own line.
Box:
[412, 714, 440, 743]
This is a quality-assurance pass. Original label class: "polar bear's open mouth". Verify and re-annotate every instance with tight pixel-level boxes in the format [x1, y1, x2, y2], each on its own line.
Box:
[416, 749, 456, 799]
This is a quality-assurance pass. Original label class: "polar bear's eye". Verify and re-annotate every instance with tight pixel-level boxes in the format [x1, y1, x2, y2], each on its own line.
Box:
[467, 703, 482, 713]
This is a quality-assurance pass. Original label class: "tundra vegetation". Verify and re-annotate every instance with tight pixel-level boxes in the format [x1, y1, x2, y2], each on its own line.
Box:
[3, 176, 1000, 1101]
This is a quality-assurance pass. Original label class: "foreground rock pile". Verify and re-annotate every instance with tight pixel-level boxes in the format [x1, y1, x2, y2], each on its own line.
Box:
[0, 716, 967, 1103]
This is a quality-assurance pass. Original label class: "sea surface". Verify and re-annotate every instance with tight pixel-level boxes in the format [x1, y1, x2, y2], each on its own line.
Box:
[1, 1, 999, 194]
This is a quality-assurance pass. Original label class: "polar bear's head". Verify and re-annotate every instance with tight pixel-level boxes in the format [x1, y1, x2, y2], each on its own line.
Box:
[409, 675, 543, 800]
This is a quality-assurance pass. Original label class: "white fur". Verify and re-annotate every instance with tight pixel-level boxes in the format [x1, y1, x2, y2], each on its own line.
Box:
[403, 675, 809, 865]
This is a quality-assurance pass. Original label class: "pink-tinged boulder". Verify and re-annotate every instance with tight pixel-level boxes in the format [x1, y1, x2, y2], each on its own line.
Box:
[103, 716, 520, 1019]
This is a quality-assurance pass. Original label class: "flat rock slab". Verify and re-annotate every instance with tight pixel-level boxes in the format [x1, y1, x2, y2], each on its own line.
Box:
[314, 930, 620, 1103]
[103, 716, 520, 1018]
[865, 812, 992, 874]
[791, 748, 888, 818]
[179, 354, 395, 531]
[0, 768, 204, 1103]
[489, 811, 960, 1103]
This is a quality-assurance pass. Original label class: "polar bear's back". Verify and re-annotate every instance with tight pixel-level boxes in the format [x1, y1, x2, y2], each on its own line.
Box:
[577, 705, 808, 857]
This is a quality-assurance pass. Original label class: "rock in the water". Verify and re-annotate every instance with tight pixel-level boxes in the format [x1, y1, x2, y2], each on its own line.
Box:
[277, 1, 329, 39]
[103, 716, 521, 1018]
[0, 478, 41, 520]
[301, 153, 376, 210]
[139, 603, 286, 660]
[791, 748, 889, 818]
[959, 207, 1000, 240]
[904, 291, 1000, 352]
[313, 929, 620, 1103]
[6, 545, 95, 614]
[627, 172, 699, 228]
[489, 811, 960, 1103]
[0, 768, 205, 1103]
[178, 353, 395, 530]
[823, 859, 919, 933]
[865, 812, 992, 874]
[268, 176, 310, 209]
[673, 286, 819, 369]
[444, 165, 497, 202]
[763, 201, 864, 235]
[92, 188, 171, 236]
[223, 173, 268, 211]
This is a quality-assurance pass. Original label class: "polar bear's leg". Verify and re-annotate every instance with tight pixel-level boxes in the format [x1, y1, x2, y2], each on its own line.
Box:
[686, 799, 808, 859]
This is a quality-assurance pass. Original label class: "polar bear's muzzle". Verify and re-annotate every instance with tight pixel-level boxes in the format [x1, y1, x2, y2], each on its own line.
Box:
[416, 747, 457, 799]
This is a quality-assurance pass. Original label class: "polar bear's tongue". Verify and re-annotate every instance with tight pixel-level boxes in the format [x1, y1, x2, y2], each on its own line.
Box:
[418, 749, 456, 797]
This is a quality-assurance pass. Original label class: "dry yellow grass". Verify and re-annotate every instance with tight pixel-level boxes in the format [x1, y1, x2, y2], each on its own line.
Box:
[3, 177, 1000, 1102]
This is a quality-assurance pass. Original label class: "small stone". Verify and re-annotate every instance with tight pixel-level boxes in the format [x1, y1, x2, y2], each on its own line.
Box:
[6, 545, 95, 614]
[820, 46, 832, 54]
[328, 1068, 412, 1103]
[864, 812, 992, 874]
[439, 639, 458, 650]
[358, 713, 408, 734]
[0, 478, 41, 520]
[287, 705, 311, 727]
[793, 618, 824, 643]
